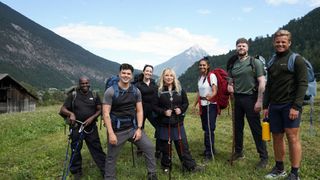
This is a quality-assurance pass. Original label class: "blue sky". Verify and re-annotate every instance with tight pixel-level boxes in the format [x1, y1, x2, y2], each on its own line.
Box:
[1, 0, 319, 69]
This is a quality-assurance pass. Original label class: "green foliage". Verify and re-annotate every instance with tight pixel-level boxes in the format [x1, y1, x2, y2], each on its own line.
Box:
[1, 92, 320, 179]
[180, 7, 320, 92]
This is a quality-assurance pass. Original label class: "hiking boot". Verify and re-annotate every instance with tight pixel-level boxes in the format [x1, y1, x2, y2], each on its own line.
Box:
[229, 152, 245, 161]
[265, 166, 287, 179]
[147, 172, 158, 180]
[189, 165, 205, 173]
[287, 172, 300, 180]
[255, 158, 268, 169]
[204, 155, 214, 163]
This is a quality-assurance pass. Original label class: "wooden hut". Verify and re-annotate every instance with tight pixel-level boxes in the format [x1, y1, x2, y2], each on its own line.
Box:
[0, 74, 37, 113]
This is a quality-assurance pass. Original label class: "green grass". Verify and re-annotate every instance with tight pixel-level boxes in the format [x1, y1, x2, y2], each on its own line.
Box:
[0, 93, 320, 180]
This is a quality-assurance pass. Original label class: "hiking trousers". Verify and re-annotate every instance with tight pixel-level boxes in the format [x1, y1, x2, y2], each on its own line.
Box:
[70, 124, 106, 176]
[234, 94, 268, 160]
[200, 103, 217, 157]
[104, 127, 156, 180]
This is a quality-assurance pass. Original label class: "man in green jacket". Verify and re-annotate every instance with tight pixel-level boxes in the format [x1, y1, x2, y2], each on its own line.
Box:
[263, 29, 307, 180]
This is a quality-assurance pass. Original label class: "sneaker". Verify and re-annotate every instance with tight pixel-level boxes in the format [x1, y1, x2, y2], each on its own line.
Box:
[229, 152, 245, 161]
[255, 158, 268, 169]
[287, 172, 300, 180]
[147, 172, 158, 180]
[265, 166, 287, 179]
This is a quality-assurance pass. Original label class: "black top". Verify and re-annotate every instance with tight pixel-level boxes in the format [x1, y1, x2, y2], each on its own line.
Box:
[63, 89, 101, 127]
[135, 79, 158, 112]
[152, 86, 189, 125]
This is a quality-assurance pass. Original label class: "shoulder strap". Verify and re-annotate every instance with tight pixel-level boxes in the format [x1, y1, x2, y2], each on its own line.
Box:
[288, 53, 298, 72]
[249, 56, 256, 75]
[267, 54, 276, 68]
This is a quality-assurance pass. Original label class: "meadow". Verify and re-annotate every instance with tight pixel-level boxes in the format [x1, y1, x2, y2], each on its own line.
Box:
[0, 93, 319, 180]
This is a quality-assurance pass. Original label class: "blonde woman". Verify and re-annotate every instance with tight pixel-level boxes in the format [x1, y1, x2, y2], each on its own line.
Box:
[152, 68, 203, 173]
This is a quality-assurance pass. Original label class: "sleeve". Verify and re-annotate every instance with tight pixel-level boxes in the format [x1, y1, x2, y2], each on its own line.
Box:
[103, 87, 114, 105]
[94, 92, 102, 105]
[180, 89, 189, 114]
[292, 56, 308, 111]
[136, 88, 142, 102]
[152, 90, 165, 116]
[254, 58, 265, 77]
[63, 94, 73, 110]
[210, 73, 218, 87]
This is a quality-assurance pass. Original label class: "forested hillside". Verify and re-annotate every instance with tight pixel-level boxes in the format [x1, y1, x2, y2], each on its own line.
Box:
[180, 7, 320, 92]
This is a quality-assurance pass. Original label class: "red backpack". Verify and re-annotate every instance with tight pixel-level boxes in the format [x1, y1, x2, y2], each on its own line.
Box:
[199, 68, 230, 115]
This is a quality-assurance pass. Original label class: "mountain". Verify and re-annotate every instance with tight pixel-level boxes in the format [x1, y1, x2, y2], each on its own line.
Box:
[179, 7, 320, 92]
[153, 45, 208, 77]
[0, 2, 120, 90]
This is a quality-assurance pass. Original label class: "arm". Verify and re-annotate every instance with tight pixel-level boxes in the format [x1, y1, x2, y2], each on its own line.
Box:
[254, 75, 266, 112]
[84, 104, 101, 126]
[133, 101, 143, 141]
[103, 104, 117, 145]
[60, 105, 76, 124]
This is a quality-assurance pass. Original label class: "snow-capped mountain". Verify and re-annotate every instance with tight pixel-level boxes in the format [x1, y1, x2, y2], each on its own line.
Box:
[153, 45, 208, 77]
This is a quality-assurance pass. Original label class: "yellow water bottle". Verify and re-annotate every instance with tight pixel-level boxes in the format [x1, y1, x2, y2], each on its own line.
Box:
[262, 117, 271, 141]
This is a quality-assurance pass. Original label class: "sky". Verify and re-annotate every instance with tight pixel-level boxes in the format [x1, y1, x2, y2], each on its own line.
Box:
[1, 0, 319, 70]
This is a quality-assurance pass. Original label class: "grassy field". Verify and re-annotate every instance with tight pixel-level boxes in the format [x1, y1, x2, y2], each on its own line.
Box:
[0, 93, 319, 180]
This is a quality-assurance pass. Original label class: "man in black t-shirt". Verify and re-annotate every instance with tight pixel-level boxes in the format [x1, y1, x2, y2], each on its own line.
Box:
[60, 76, 106, 178]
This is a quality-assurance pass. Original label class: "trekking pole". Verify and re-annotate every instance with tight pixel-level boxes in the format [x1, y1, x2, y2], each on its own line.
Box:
[61, 128, 72, 179]
[309, 96, 315, 136]
[206, 102, 215, 159]
[230, 95, 235, 166]
[63, 121, 85, 180]
[168, 92, 173, 180]
[131, 142, 135, 167]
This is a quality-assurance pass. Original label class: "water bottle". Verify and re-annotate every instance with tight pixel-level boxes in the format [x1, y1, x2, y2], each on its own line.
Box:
[262, 117, 271, 141]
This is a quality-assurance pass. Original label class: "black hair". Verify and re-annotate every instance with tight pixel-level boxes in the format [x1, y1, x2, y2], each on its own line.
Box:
[119, 63, 134, 73]
[143, 64, 153, 71]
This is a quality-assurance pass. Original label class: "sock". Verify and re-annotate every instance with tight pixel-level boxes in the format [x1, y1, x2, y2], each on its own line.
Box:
[291, 167, 299, 176]
[275, 161, 284, 171]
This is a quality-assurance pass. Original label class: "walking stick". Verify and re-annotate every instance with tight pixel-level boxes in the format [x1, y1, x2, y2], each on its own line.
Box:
[62, 128, 72, 179]
[229, 95, 235, 166]
[207, 102, 214, 159]
[309, 96, 315, 136]
[168, 91, 174, 180]
[131, 142, 136, 167]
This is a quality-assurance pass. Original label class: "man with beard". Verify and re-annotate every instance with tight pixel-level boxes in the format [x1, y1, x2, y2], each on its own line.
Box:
[226, 38, 268, 169]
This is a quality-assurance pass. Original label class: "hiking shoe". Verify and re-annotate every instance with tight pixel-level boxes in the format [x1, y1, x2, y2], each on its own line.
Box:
[287, 172, 300, 180]
[183, 164, 205, 173]
[265, 166, 287, 179]
[255, 158, 268, 169]
[147, 172, 158, 180]
[229, 152, 245, 161]
[204, 155, 214, 163]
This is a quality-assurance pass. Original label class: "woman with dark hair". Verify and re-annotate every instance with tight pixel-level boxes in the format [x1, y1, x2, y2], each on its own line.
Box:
[193, 57, 218, 162]
[135, 64, 161, 157]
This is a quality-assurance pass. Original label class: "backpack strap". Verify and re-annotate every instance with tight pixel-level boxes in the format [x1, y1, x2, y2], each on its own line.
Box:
[267, 54, 276, 68]
[287, 53, 298, 72]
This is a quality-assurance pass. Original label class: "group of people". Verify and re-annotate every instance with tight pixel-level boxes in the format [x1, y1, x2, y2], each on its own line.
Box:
[59, 29, 306, 180]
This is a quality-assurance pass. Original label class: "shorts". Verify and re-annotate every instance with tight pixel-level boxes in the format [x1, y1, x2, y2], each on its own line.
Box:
[269, 103, 301, 133]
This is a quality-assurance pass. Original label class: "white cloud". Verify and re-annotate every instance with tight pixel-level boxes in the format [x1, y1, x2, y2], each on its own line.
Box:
[242, 7, 254, 13]
[52, 23, 229, 69]
[196, 9, 211, 15]
[265, 0, 299, 6]
[308, 0, 320, 7]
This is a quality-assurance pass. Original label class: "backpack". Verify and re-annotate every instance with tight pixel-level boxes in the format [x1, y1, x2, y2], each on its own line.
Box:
[105, 75, 138, 129]
[202, 68, 230, 114]
[268, 52, 317, 101]
[227, 55, 267, 77]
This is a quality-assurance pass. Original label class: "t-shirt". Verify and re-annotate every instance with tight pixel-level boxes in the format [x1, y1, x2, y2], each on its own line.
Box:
[198, 73, 217, 106]
[230, 56, 264, 95]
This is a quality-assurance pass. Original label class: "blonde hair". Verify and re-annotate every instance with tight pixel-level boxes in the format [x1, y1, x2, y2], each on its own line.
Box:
[273, 29, 292, 41]
[158, 68, 181, 94]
